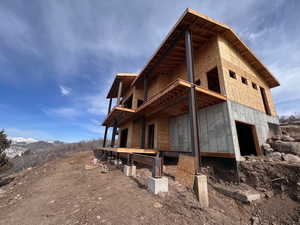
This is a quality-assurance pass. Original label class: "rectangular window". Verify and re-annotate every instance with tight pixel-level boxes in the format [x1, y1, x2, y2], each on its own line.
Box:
[207, 67, 221, 93]
[229, 70, 237, 79]
[241, 77, 248, 85]
[252, 82, 258, 89]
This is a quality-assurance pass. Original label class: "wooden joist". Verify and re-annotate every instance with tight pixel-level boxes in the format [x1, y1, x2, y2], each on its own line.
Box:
[100, 147, 157, 154]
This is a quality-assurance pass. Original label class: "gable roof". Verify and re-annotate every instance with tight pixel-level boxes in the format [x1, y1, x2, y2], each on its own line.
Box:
[132, 8, 279, 88]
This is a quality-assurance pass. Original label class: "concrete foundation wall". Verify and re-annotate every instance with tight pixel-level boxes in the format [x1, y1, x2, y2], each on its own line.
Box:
[227, 101, 279, 160]
[169, 101, 279, 160]
[169, 102, 234, 154]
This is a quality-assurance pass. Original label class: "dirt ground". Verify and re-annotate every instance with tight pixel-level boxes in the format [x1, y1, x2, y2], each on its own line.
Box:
[0, 151, 299, 225]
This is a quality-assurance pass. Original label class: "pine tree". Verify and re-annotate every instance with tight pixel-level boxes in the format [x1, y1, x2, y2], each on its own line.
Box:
[0, 130, 11, 167]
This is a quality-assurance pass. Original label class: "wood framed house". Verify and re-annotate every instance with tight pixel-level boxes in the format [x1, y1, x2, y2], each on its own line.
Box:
[101, 8, 280, 169]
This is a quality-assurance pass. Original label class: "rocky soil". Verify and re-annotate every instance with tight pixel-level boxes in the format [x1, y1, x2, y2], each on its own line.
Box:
[0, 151, 299, 225]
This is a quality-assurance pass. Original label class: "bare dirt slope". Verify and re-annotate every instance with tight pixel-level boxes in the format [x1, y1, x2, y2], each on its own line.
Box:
[0, 151, 299, 225]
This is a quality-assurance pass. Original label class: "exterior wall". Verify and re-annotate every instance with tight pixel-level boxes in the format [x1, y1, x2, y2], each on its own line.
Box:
[145, 36, 226, 100]
[118, 121, 133, 148]
[217, 35, 277, 116]
[169, 101, 279, 160]
[169, 102, 234, 154]
[227, 100, 279, 160]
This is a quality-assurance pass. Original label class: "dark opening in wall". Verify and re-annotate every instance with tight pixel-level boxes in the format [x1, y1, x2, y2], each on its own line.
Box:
[123, 95, 133, 109]
[235, 121, 258, 156]
[229, 70, 237, 79]
[252, 82, 258, 89]
[120, 128, 128, 147]
[147, 124, 155, 149]
[241, 77, 248, 85]
[207, 67, 221, 93]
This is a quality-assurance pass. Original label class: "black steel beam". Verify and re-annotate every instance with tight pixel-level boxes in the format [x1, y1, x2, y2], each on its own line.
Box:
[185, 29, 201, 175]
[103, 98, 113, 147]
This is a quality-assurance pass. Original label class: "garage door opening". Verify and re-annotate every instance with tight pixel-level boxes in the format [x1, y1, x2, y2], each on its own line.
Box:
[235, 121, 259, 156]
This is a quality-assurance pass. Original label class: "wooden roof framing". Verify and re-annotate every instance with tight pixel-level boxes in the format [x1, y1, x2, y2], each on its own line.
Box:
[106, 73, 138, 98]
[132, 8, 279, 88]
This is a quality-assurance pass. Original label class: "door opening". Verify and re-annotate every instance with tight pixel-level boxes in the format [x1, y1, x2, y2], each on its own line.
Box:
[120, 128, 128, 147]
[147, 124, 155, 149]
[235, 121, 259, 156]
[260, 87, 271, 115]
[207, 67, 221, 93]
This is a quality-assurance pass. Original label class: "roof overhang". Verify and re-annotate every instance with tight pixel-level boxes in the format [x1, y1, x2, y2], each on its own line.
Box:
[107, 73, 138, 98]
[132, 8, 279, 88]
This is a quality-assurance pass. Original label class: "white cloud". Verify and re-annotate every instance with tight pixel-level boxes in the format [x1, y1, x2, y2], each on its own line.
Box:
[45, 107, 81, 119]
[5, 127, 54, 141]
[59, 85, 72, 96]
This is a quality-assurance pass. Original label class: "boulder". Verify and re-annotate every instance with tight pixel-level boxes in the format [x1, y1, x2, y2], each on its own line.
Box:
[270, 141, 300, 156]
[281, 135, 295, 142]
[283, 154, 300, 163]
[268, 152, 282, 161]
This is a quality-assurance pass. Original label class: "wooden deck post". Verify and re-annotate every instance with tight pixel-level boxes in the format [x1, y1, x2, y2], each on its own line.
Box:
[117, 81, 123, 105]
[185, 29, 201, 174]
[103, 98, 113, 147]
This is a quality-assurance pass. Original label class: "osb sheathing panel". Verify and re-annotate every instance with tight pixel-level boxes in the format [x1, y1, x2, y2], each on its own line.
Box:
[176, 154, 195, 188]
[157, 116, 169, 150]
[145, 37, 225, 100]
[217, 36, 277, 116]
[131, 119, 142, 148]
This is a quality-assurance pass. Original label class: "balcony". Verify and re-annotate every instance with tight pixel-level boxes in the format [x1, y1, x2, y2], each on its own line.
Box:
[102, 78, 227, 127]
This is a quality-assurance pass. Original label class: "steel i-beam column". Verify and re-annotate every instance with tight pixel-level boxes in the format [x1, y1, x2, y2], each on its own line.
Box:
[103, 98, 113, 147]
[185, 29, 201, 175]
[140, 75, 148, 148]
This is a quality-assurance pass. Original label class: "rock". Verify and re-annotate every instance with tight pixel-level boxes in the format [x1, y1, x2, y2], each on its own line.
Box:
[153, 202, 163, 208]
[283, 154, 300, 163]
[270, 141, 300, 156]
[251, 216, 260, 225]
[262, 143, 271, 150]
[268, 152, 282, 161]
[239, 156, 246, 162]
[281, 135, 295, 142]
[96, 216, 101, 220]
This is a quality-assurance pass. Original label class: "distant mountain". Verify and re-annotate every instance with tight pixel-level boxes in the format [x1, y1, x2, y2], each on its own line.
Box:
[8, 137, 39, 145]
[5, 137, 63, 158]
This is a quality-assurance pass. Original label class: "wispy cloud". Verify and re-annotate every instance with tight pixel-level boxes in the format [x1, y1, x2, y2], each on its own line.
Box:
[44, 107, 81, 119]
[59, 85, 72, 96]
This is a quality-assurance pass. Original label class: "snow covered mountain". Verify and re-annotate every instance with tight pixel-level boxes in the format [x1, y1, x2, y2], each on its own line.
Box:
[8, 137, 39, 145]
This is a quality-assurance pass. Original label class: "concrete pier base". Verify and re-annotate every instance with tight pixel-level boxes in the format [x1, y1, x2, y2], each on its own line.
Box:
[195, 175, 209, 208]
[123, 165, 136, 177]
[148, 177, 168, 195]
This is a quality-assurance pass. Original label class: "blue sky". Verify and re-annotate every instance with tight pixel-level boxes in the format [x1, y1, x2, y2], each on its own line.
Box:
[0, 0, 299, 142]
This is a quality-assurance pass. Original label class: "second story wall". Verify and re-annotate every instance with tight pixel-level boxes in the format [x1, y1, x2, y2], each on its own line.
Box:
[217, 35, 277, 116]
[144, 36, 225, 101]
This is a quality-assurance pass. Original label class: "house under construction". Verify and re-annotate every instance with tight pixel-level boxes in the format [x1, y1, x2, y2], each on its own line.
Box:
[99, 8, 280, 176]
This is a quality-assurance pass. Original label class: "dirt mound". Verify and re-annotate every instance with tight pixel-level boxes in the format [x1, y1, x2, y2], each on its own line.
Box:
[0, 151, 299, 225]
